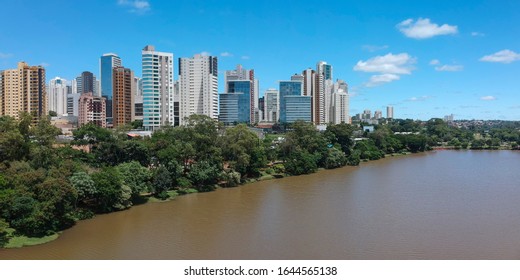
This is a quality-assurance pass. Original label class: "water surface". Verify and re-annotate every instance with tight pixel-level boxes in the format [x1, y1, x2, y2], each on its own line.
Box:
[1, 151, 519, 259]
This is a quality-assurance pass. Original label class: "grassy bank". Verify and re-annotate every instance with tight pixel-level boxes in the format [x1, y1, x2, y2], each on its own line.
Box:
[3, 228, 60, 249]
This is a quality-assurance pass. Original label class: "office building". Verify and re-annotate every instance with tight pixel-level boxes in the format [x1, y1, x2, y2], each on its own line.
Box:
[386, 106, 394, 119]
[374, 110, 383, 120]
[178, 53, 218, 124]
[279, 80, 311, 123]
[48, 77, 68, 116]
[225, 65, 258, 124]
[219, 80, 251, 124]
[142, 45, 174, 130]
[264, 89, 279, 123]
[0, 62, 46, 121]
[100, 53, 122, 122]
[133, 77, 143, 121]
[112, 66, 135, 127]
[78, 92, 106, 127]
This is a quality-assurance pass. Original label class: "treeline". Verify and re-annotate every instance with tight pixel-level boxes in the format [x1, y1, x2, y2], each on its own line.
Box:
[1, 115, 518, 246]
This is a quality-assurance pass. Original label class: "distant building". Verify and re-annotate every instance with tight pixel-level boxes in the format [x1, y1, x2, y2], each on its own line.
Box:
[279, 80, 311, 123]
[48, 77, 68, 116]
[78, 92, 106, 128]
[0, 62, 46, 121]
[142, 45, 174, 130]
[219, 80, 252, 124]
[264, 88, 279, 123]
[100, 53, 122, 124]
[387, 106, 394, 119]
[133, 77, 143, 121]
[179, 53, 218, 125]
[224, 65, 257, 124]
[112, 66, 135, 127]
[374, 110, 383, 120]
[444, 114, 454, 122]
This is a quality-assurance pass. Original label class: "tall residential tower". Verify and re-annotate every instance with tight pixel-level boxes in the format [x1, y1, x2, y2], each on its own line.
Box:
[178, 54, 218, 124]
[141, 45, 174, 131]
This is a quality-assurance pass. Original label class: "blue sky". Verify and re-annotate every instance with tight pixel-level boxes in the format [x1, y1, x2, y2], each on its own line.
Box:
[1, 0, 519, 120]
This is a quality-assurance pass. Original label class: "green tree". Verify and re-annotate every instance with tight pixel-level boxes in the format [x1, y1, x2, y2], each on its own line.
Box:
[117, 161, 152, 198]
[152, 165, 172, 198]
[70, 171, 97, 204]
[91, 167, 125, 213]
[188, 160, 221, 192]
[0, 218, 9, 247]
[325, 123, 354, 155]
[284, 149, 318, 175]
[324, 147, 347, 169]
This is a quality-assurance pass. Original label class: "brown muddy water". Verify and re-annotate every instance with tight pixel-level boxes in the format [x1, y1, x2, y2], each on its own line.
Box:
[1, 150, 519, 259]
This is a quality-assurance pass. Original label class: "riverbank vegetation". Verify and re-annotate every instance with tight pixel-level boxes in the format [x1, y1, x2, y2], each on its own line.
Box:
[1, 114, 519, 247]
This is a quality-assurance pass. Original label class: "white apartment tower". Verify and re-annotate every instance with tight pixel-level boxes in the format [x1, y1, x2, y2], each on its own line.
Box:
[48, 77, 68, 116]
[141, 45, 174, 131]
[331, 80, 350, 124]
[264, 88, 279, 123]
[178, 54, 218, 125]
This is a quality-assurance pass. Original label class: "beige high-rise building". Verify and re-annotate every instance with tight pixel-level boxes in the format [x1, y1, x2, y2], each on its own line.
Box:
[78, 92, 106, 128]
[112, 67, 135, 128]
[0, 62, 46, 121]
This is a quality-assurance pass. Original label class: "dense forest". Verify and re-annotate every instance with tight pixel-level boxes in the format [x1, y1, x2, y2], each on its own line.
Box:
[1, 114, 519, 247]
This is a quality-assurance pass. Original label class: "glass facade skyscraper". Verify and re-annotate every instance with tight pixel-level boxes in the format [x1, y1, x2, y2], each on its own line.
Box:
[100, 53, 122, 122]
[219, 80, 251, 124]
[279, 80, 308, 123]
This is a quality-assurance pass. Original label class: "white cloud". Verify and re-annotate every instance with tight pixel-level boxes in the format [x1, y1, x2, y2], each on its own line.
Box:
[435, 64, 463, 71]
[200, 51, 211, 56]
[362, 45, 389, 52]
[0, 52, 13, 59]
[471, 32, 485, 37]
[407, 95, 432, 102]
[117, 0, 150, 13]
[430, 59, 463, 71]
[479, 49, 520, 64]
[397, 18, 458, 39]
[354, 53, 416, 74]
[220, 52, 233, 57]
[480, 95, 497, 101]
[366, 74, 400, 87]
[40, 62, 50, 67]
[354, 53, 416, 87]
[241, 55, 250, 60]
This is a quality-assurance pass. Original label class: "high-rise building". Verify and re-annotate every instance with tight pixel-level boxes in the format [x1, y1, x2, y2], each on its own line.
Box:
[0, 62, 46, 121]
[386, 106, 394, 119]
[112, 67, 135, 127]
[219, 80, 251, 125]
[264, 89, 279, 123]
[258, 97, 265, 121]
[48, 77, 68, 116]
[81, 71, 94, 95]
[374, 110, 383, 120]
[78, 92, 106, 128]
[363, 109, 372, 120]
[314, 61, 333, 124]
[279, 80, 311, 123]
[224, 65, 257, 124]
[331, 80, 350, 124]
[142, 45, 174, 130]
[100, 53, 122, 123]
[133, 77, 143, 121]
[178, 53, 218, 125]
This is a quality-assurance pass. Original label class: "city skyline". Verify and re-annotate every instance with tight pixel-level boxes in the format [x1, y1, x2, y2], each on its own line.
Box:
[0, 0, 519, 120]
